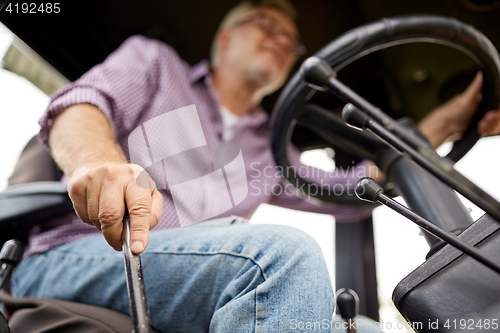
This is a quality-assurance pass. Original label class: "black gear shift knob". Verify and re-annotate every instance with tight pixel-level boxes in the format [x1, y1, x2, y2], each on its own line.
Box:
[342, 103, 371, 131]
[336, 288, 360, 319]
[0, 239, 24, 264]
[300, 56, 336, 91]
[355, 177, 384, 203]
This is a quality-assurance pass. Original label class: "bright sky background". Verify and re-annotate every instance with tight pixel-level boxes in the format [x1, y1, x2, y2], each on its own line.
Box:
[1, 22, 499, 332]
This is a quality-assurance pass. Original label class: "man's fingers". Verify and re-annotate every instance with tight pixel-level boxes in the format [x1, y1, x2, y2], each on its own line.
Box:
[99, 180, 127, 251]
[125, 183, 153, 254]
[150, 189, 163, 229]
[67, 174, 92, 224]
[478, 109, 500, 136]
[464, 71, 483, 99]
[86, 174, 104, 228]
[475, 92, 483, 103]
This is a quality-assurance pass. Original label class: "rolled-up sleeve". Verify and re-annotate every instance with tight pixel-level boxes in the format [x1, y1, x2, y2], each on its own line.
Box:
[38, 35, 162, 152]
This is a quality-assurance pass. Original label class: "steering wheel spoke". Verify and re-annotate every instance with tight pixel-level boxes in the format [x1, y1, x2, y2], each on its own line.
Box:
[297, 103, 383, 161]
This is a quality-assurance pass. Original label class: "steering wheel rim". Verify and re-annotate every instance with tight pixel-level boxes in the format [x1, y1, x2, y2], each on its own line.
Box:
[270, 14, 500, 205]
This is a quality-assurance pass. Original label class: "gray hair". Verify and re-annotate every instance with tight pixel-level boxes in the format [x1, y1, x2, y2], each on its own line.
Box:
[210, 0, 298, 69]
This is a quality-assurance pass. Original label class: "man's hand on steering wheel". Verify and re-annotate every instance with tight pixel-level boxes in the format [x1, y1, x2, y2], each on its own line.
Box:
[419, 71, 500, 148]
[361, 72, 500, 187]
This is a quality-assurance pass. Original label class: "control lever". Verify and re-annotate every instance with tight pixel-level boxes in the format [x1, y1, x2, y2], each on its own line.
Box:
[0, 240, 24, 333]
[336, 288, 359, 333]
[0, 240, 24, 290]
[122, 213, 152, 333]
[355, 177, 500, 274]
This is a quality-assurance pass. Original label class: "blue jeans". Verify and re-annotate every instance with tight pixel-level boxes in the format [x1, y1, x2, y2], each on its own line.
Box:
[12, 217, 381, 332]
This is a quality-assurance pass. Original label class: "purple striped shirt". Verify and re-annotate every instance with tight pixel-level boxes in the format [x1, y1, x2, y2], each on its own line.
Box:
[31, 35, 372, 255]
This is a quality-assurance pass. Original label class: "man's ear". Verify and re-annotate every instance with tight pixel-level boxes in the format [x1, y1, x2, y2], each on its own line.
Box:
[217, 28, 232, 52]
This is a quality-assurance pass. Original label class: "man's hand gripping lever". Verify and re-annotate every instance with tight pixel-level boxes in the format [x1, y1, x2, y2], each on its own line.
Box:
[66, 161, 161, 332]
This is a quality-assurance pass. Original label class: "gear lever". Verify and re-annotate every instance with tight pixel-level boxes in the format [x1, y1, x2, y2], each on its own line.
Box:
[122, 212, 152, 333]
[355, 177, 500, 274]
[0, 240, 24, 333]
[336, 288, 359, 333]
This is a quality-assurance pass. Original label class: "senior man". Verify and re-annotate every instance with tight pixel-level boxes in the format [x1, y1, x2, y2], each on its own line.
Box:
[12, 0, 500, 332]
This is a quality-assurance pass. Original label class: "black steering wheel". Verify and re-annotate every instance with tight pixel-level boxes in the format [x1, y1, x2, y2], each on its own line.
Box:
[270, 14, 500, 205]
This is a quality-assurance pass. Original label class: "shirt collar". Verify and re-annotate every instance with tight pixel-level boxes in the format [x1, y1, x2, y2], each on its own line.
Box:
[242, 105, 269, 128]
[188, 59, 269, 128]
[188, 59, 211, 84]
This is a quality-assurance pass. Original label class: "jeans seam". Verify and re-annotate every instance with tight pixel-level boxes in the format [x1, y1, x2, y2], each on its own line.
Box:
[23, 249, 268, 279]
[254, 287, 258, 333]
[44, 250, 122, 259]
[144, 251, 268, 280]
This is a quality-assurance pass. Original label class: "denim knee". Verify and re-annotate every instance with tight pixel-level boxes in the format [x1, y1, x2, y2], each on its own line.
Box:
[269, 224, 324, 255]
[243, 224, 329, 280]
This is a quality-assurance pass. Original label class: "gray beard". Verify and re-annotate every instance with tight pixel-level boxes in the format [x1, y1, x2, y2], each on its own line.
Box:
[242, 58, 283, 94]
[246, 57, 274, 81]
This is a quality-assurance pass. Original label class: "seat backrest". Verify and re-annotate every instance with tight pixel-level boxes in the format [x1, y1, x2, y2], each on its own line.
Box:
[8, 136, 63, 187]
[1, 136, 71, 245]
[0, 182, 72, 245]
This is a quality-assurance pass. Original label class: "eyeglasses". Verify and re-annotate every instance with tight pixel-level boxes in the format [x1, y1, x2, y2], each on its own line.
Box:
[232, 12, 307, 59]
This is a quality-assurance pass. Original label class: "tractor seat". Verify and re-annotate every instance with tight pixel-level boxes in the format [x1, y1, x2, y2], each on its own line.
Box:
[0, 289, 152, 333]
